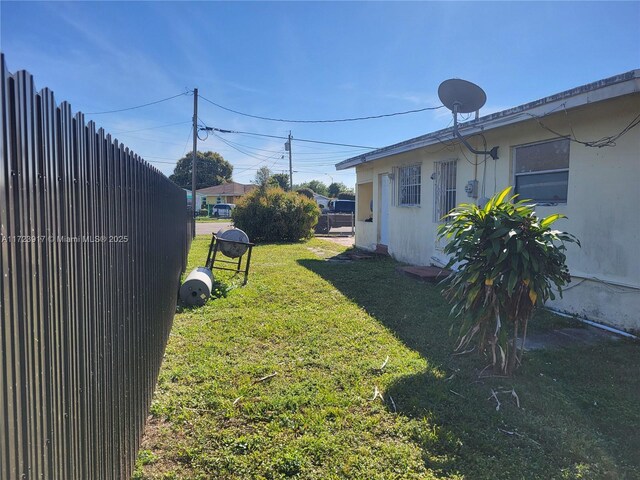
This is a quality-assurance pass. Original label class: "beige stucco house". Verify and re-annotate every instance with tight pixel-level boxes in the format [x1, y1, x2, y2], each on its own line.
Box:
[197, 182, 256, 213]
[336, 70, 640, 334]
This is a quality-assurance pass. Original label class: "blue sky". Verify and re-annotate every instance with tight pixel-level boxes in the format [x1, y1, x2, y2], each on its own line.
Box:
[2, 1, 638, 187]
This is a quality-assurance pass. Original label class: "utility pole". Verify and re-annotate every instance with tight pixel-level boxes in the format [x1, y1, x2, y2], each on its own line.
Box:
[191, 88, 198, 238]
[288, 131, 293, 190]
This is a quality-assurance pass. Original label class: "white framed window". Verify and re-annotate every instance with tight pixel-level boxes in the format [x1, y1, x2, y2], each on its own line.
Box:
[433, 159, 457, 222]
[397, 164, 421, 206]
[514, 138, 570, 204]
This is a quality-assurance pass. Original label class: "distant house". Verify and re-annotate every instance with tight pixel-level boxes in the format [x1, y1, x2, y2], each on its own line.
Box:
[183, 188, 206, 210]
[336, 70, 640, 334]
[197, 182, 257, 214]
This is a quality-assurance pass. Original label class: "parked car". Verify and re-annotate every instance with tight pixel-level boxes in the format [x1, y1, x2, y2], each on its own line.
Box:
[211, 203, 235, 218]
[315, 200, 355, 234]
[326, 199, 355, 214]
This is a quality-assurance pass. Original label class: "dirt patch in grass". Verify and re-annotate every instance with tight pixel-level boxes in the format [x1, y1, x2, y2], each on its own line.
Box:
[133, 415, 202, 479]
[306, 246, 332, 258]
[318, 235, 355, 247]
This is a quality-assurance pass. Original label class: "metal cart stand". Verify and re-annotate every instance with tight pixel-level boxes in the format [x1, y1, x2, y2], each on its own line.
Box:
[205, 231, 254, 286]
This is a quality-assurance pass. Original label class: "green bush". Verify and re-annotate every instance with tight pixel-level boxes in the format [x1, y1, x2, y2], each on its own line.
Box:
[232, 187, 319, 242]
[296, 187, 314, 199]
[337, 191, 355, 200]
[438, 187, 580, 375]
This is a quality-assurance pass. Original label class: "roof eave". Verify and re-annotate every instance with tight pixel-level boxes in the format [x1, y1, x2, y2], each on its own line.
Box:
[335, 69, 640, 171]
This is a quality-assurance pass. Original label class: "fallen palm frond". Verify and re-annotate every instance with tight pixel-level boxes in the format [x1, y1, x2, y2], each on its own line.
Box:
[488, 389, 502, 411]
[371, 385, 384, 402]
[488, 388, 521, 411]
[449, 389, 467, 399]
[388, 395, 397, 413]
[498, 428, 541, 446]
[253, 372, 278, 384]
[379, 355, 390, 371]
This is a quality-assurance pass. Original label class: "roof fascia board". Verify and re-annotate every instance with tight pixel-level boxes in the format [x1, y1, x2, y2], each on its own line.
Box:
[336, 71, 639, 171]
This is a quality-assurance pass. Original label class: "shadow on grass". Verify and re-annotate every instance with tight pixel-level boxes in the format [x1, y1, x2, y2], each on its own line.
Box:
[298, 256, 640, 479]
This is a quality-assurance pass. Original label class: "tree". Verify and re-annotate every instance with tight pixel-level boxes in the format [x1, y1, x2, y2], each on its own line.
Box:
[253, 166, 273, 187]
[297, 180, 328, 196]
[328, 182, 348, 197]
[438, 187, 580, 376]
[271, 173, 290, 191]
[169, 151, 232, 190]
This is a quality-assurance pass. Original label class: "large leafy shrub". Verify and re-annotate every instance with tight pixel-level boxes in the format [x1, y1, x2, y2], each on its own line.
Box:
[437, 187, 580, 375]
[232, 187, 319, 242]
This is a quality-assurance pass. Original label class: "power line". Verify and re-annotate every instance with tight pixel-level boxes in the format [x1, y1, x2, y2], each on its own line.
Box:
[199, 93, 444, 123]
[142, 159, 178, 165]
[107, 132, 189, 147]
[226, 145, 284, 175]
[182, 125, 194, 156]
[290, 144, 374, 154]
[109, 120, 191, 135]
[138, 154, 179, 161]
[196, 132, 363, 159]
[206, 136, 283, 155]
[210, 129, 285, 163]
[203, 126, 378, 150]
[525, 111, 640, 148]
[205, 128, 290, 177]
[84, 91, 190, 115]
[233, 153, 283, 175]
[201, 123, 370, 187]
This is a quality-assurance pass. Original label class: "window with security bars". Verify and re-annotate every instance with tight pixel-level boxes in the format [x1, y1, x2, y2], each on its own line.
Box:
[433, 160, 457, 222]
[514, 138, 570, 204]
[398, 164, 421, 206]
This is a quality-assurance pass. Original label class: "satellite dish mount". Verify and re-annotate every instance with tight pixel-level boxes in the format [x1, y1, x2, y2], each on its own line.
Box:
[438, 79, 499, 160]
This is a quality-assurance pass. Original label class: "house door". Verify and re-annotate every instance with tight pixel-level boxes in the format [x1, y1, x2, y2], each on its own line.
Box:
[379, 174, 390, 246]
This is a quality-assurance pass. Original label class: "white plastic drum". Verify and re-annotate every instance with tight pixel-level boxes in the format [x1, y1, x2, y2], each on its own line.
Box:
[217, 228, 250, 258]
[179, 267, 213, 306]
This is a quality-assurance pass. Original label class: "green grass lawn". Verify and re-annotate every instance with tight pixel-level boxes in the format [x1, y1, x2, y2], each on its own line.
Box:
[136, 236, 640, 479]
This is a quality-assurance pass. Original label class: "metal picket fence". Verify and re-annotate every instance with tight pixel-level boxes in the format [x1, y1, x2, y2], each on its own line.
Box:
[0, 54, 193, 479]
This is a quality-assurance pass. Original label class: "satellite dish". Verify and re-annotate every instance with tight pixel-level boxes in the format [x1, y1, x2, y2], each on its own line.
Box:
[438, 79, 487, 114]
[436, 78, 499, 160]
